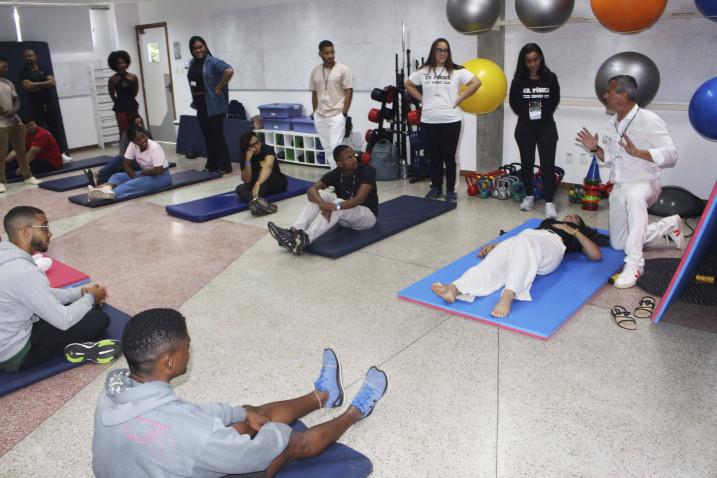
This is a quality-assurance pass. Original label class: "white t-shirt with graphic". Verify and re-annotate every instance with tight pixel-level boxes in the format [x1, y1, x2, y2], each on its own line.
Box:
[408, 67, 475, 124]
[124, 139, 169, 170]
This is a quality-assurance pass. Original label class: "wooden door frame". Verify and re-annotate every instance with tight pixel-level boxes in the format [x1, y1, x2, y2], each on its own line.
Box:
[135, 22, 177, 128]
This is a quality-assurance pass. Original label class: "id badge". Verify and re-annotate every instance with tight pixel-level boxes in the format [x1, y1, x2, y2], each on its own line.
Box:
[190, 81, 197, 87]
[529, 100, 542, 120]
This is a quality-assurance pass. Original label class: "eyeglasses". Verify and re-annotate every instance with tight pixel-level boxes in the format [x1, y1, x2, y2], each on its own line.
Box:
[435, 48, 449, 53]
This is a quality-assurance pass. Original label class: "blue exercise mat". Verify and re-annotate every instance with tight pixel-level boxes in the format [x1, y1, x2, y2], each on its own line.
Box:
[653, 181, 717, 323]
[0, 304, 130, 397]
[39, 162, 177, 192]
[165, 176, 314, 222]
[67, 169, 222, 208]
[306, 195, 457, 258]
[398, 219, 625, 339]
[6, 155, 113, 183]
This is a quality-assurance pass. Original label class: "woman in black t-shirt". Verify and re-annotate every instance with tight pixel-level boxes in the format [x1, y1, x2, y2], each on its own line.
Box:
[107, 51, 139, 136]
[236, 131, 287, 215]
[509, 43, 561, 218]
[431, 214, 606, 318]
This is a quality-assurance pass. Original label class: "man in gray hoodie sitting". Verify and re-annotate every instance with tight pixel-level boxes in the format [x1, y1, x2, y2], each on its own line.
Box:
[92, 308, 388, 477]
[0, 206, 119, 372]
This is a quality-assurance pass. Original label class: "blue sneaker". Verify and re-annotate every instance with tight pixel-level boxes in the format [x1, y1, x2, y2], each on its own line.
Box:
[350, 366, 388, 420]
[425, 187, 443, 199]
[314, 348, 343, 408]
[445, 191, 458, 203]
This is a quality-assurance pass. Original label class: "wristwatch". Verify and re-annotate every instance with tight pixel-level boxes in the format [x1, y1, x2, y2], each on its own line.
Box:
[335, 202, 341, 211]
[590, 146, 600, 153]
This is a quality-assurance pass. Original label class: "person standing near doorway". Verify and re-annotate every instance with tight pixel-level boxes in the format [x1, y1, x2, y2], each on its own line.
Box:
[107, 50, 140, 138]
[309, 40, 353, 169]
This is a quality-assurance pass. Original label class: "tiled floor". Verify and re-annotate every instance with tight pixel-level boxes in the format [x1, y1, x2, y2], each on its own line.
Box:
[0, 145, 715, 477]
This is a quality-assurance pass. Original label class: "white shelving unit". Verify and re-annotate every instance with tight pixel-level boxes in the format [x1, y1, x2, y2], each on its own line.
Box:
[256, 129, 329, 168]
[90, 65, 119, 149]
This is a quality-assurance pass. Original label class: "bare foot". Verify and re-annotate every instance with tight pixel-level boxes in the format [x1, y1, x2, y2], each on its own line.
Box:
[431, 282, 458, 303]
[491, 289, 515, 318]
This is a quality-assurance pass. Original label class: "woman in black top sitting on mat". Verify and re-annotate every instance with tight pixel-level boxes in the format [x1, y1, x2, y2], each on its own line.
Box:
[236, 131, 287, 216]
[432, 214, 606, 318]
[107, 51, 139, 136]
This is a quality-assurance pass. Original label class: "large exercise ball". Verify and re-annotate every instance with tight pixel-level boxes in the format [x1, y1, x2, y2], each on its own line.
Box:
[446, 0, 501, 34]
[459, 58, 507, 114]
[591, 0, 667, 33]
[695, 0, 717, 22]
[689, 77, 717, 140]
[516, 0, 574, 32]
[595, 52, 660, 107]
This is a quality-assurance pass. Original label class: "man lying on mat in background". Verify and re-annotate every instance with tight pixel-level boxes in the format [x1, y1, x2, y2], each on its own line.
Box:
[268, 145, 378, 255]
[0, 206, 121, 372]
[93, 308, 388, 477]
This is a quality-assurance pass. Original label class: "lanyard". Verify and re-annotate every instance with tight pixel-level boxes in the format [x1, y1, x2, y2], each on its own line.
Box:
[614, 107, 639, 141]
[322, 66, 333, 90]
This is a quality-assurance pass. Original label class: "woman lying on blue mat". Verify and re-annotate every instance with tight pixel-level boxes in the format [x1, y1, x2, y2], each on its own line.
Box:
[235, 131, 287, 216]
[432, 215, 606, 318]
[87, 127, 170, 201]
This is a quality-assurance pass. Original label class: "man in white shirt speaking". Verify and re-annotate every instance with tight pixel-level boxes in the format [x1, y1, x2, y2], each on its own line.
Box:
[576, 75, 683, 289]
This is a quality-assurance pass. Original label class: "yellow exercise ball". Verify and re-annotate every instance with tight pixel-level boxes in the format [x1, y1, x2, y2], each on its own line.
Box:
[460, 58, 507, 114]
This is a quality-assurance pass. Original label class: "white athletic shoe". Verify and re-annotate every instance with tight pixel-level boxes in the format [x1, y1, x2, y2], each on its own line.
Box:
[0, 183, 6, 193]
[614, 264, 644, 289]
[520, 195, 535, 211]
[62, 153, 73, 162]
[545, 202, 558, 219]
[667, 215, 685, 250]
[24, 176, 42, 186]
[88, 186, 115, 200]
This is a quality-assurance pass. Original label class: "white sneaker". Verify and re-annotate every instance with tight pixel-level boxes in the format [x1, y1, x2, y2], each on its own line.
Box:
[24, 176, 42, 186]
[88, 186, 115, 200]
[0, 183, 6, 193]
[614, 264, 644, 289]
[545, 202, 558, 219]
[520, 195, 535, 211]
[667, 215, 685, 250]
[62, 153, 73, 162]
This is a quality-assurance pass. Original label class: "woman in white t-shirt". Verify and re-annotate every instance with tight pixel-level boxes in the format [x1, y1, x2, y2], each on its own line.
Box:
[87, 128, 171, 201]
[405, 38, 481, 202]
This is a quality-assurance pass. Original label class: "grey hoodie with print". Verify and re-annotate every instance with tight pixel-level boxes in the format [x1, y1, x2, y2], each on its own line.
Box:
[92, 369, 293, 477]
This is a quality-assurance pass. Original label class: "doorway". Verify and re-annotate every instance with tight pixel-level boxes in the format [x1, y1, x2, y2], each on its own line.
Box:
[135, 22, 176, 142]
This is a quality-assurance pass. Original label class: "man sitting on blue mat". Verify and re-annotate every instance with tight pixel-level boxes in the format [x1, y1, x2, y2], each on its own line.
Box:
[87, 127, 171, 201]
[431, 215, 605, 318]
[0, 206, 120, 372]
[236, 131, 287, 216]
[93, 308, 388, 477]
[268, 145, 378, 255]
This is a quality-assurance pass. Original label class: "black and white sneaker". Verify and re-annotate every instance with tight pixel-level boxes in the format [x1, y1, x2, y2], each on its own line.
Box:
[268, 222, 295, 252]
[65, 339, 122, 364]
[291, 229, 309, 256]
[83, 168, 97, 187]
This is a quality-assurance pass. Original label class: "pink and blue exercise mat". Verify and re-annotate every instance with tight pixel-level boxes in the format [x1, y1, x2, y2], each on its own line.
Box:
[399, 219, 625, 339]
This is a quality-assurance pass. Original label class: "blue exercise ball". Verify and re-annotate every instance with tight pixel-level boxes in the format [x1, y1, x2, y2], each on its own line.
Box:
[446, 0, 501, 34]
[689, 77, 717, 140]
[516, 0, 574, 32]
[695, 0, 717, 22]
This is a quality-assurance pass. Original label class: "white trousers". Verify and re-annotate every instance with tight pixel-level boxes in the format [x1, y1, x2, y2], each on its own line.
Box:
[314, 113, 345, 169]
[609, 181, 677, 267]
[292, 189, 376, 243]
[453, 229, 566, 302]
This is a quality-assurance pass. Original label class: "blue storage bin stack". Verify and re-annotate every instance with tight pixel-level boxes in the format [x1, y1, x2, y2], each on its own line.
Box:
[291, 116, 317, 134]
[258, 103, 303, 131]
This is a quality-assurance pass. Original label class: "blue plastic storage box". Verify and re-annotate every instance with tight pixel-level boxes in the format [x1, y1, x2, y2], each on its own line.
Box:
[258, 103, 303, 119]
[291, 116, 317, 133]
[264, 118, 292, 131]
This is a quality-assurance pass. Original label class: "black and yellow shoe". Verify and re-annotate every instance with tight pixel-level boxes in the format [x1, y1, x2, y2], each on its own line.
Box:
[65, 339, 122, 364]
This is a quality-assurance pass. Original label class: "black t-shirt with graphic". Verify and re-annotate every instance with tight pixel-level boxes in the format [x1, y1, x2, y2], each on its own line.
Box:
[509, 72, 560, 125]
[245, 144, 286, 187]
[320, 164, 379, 216]
[19, 66, 53, 103]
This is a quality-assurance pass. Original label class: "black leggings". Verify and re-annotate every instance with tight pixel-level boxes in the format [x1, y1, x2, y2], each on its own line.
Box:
[515, 121, 558, 202]
[235, 174, 288, 202]
[421, 121, 462, 192]
[20, 307, 110, 369]
[195, 95, 232, 173]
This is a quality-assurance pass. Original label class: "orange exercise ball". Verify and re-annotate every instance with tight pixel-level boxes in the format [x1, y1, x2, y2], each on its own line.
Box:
[591, 0, 667, 33]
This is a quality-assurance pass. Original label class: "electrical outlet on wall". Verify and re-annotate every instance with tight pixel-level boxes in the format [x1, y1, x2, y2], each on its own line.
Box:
[580, 153, 588, 165]
[565, 152, 573, 164]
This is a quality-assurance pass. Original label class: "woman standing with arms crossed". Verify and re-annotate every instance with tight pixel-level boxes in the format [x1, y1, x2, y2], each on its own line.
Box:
[107, 51, 139, 137]
[187, 36, 234, 174]
[509, 43, 561, 218]
[405, 38, 480, 202]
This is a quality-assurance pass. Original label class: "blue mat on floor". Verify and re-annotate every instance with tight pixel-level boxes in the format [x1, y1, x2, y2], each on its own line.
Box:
[165, 176, 314, 222]
[0, 304, 130, 397]
[306, 195, 456, 258]
[39, 162, 177, 192]
[6, 155, 113, 183]
[67, 169, 222, 207]
[398, 218, 625, 339]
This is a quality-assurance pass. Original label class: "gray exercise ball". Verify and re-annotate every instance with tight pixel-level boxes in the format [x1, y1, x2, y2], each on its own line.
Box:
[516, 0, 574, 32]
[594, 52, 660, 107]
[446, 0, 501, 34]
